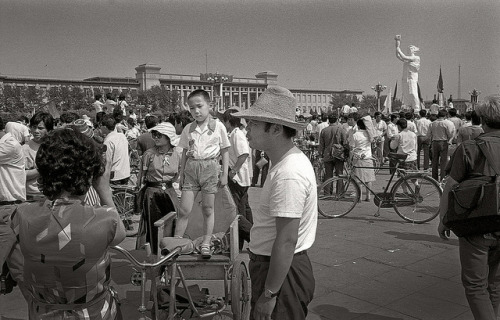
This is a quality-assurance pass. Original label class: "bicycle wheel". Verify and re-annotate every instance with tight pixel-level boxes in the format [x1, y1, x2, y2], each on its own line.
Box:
[318, 176, 360, 218]
[391, 174, 442, 223]
[112, 190, 136, 229]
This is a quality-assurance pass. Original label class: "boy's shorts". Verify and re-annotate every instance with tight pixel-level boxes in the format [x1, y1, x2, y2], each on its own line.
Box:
[182, 158, 220, 194]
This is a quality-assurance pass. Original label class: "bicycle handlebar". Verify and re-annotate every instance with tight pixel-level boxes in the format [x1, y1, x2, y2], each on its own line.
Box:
[111, 245, 181, 269]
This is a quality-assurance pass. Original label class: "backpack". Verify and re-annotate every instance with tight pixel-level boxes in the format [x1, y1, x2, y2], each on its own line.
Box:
[330, 126, 346, 161]
[443, 137, 500, 237]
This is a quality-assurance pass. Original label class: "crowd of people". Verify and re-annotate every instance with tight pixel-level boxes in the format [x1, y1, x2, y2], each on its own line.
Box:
[0, 87, 499, 320]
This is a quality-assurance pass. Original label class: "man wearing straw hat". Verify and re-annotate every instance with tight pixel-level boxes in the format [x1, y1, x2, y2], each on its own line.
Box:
[234, 86, 317, 320]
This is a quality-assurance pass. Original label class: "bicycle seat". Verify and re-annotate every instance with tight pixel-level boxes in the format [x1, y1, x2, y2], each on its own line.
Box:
[160, 237, 195, 255]
[388, 152, 408, 162]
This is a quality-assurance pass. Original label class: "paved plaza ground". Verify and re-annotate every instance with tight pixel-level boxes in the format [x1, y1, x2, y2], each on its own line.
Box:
[0, 170, 475, 320]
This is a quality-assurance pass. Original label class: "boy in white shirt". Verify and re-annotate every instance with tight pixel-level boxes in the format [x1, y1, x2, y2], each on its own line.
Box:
[175, 90, 230, 258]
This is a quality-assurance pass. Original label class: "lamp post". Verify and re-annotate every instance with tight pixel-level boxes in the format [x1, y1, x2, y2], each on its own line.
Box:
[200, 72, 232, 112]
[469, 88, 481, 110]
[371, 82, 387, 113]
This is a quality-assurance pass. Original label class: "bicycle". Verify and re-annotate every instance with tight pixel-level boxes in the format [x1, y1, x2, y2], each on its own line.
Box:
[318, 152, 443, 223]
[111, 183, 138, 235]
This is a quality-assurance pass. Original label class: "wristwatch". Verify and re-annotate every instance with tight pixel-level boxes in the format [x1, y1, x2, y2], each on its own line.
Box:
[264, 288, 279, 298]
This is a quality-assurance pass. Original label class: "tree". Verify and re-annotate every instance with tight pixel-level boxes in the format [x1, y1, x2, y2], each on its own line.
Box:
[137, 86, 180, 115]
[358, 94, 378, 115]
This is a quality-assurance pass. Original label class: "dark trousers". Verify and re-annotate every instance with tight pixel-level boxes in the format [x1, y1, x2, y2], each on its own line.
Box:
[227, 179, 253, 250]
[417, 136, 430, 170]
[252, 151, 269, 187]
[324, 160, 344, 193]
[431, 141, 449, 181]
[249, 251, 315, 320]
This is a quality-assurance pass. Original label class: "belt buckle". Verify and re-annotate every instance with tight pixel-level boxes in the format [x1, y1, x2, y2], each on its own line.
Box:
[161, 183, 167, 191]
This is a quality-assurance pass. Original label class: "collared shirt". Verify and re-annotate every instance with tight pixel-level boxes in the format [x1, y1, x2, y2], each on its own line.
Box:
[104, 130, 131, 181]
[406, 120, 417, 134]
[0, 133, 26, 201]
[390, 129, 418, 162]
[92, 101, 104, 113]
[448, 117, 463, 137]
[426, 118, 455, 142]
[228, 127, 251, 187]
[373, 120, 387, 141]
[415, 117, 431, 137]
[178, 118, 230, 159]
[249, 149, 317, 256]
[387, 122, 399, 139]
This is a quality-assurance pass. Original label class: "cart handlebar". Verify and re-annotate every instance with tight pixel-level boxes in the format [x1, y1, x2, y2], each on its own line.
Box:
[111, 245, 181, 269]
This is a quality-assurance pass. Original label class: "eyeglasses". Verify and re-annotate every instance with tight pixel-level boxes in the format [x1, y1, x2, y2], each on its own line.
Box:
[151, 131, 164, 139]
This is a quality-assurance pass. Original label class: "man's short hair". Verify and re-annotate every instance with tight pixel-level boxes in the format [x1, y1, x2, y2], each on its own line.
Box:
[438, 110, 447, 118]
[374, 111, 382, 117]
[328, 114, 338, 124]
[396, 118, 408, 129]
[419, 109, 427, 117]
[30, 112, 54, 131]
[222, 109, 242, 128]
[95, 94, 102, 100]
[471, 111, 481, 126]
[144, 115, 159, 129]
[321, 114, 328, 121]
[476, 94, 500, 129]
[448, 108, 457, 117]
[106, 92, 114, 100]
[101, 114, 117, 130]
[390, 114, 399, 122]
[187, 89, 211, 103]
[60, 112, 79, 124]
[404, 112, 413, 120]
[347, 112, 359, 121]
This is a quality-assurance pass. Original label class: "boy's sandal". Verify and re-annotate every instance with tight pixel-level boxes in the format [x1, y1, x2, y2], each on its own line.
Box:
[200, 244, 212, 259]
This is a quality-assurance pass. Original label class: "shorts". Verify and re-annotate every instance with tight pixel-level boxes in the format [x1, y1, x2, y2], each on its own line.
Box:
[182, 158, 220, 194]
[402, 160, 417, 171]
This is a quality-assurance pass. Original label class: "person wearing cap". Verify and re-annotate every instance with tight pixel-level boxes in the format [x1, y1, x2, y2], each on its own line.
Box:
[438, 95, 500, 319]
[22, 111, 54, 201]
[234, 86, 317, 320]
[135, 122, 180, 254]
[174, 89, 230, 259]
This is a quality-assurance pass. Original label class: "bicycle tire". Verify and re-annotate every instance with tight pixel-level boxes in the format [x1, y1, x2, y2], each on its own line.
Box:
[318, 176, 360, 218]
[112, 190, 136, 228]
[391, 174, 442, 223]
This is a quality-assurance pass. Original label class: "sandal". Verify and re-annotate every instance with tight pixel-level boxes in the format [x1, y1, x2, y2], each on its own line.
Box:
[200, 244, 212, 259]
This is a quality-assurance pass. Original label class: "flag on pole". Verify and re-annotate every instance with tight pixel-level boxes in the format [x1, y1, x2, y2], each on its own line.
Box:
[392, 82, 398, 102]
[437, 67, 444, 93]
[382, 89, 392, 115]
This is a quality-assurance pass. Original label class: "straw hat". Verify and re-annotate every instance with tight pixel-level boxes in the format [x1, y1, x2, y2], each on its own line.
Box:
[149, 122, 180, 146]
[233, 86, 306, 131]
[70, 119, 94, 138]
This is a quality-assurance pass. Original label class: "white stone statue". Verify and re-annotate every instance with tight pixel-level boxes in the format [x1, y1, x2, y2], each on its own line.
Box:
[395, 35, 420, 110]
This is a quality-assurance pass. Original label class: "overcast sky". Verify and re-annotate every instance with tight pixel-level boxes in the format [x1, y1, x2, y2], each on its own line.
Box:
[1, 0, 499, 101]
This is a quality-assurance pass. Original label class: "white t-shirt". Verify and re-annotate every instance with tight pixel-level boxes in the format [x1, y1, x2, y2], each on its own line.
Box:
[0, 133, 26, 201]
[104, 130, 131, 181]
[228, 127, 251, 187]
[93, 101, 104, 113]
[249, 148, 317, 256]
[373, 120, 387, 142]
[178, 118, 230, 159]
[390, 129, 418, 162]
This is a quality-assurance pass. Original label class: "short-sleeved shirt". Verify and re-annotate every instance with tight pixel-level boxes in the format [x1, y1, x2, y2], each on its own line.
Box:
[92, 101, 104, 113]
[426, 118, 455, 141]
[373, 120, 387, 141]
[249, 149, 317, 256]
[0, 133, 26, 201]
[415, 117, 431, 137]
[22, 140, 42, 196]
[104, 130, 131, 181]
[142, 147, 180, 182]
[178, 118, 230, 159]
[10, 199, 121, 319]
[228, 127, 251, 187]
[390, 129, 418, 162]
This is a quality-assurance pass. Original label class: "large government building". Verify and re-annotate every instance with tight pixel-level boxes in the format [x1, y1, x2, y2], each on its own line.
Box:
[0, 63, 363, 114]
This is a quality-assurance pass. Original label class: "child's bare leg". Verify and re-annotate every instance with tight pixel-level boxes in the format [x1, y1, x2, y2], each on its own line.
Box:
[174, 191, 197, 238]
[201, 193, 216, 245]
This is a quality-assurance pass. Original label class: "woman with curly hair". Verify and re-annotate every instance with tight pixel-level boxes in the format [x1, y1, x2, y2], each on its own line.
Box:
[136, 122, 180, 254]
[5, 128, 126, 320]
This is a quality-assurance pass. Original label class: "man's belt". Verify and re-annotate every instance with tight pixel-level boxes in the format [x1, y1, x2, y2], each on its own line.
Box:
[0, 200, 23, 206]
[248, 250, 307, 262]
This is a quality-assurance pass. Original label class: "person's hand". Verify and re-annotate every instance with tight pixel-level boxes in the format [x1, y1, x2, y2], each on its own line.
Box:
[229, 170, 237, 181]
[253, 294, 276, 320]
[438, 222, 451, 240]
[218, 174, 228, 189]
[179, 173, 184, 188]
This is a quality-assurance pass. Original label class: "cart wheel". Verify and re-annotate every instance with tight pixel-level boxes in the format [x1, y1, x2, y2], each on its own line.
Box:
[231, 260, 251, 320]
